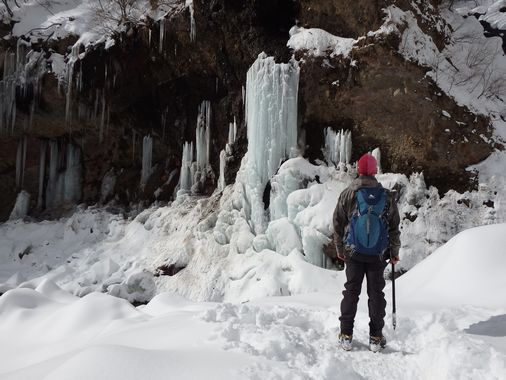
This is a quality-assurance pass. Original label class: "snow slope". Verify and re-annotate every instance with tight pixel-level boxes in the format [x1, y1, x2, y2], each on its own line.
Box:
[0, 224, 505, 379]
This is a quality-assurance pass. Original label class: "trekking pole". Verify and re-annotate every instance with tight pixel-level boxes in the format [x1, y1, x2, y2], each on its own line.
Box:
[391, 262, 397, 330]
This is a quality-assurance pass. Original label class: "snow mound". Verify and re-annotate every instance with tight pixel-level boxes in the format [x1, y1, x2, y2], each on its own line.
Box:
[397, 223, 506, 309]
[288, 26, 356, 58]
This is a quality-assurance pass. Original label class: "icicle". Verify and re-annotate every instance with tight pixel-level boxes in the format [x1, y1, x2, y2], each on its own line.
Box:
[37, 140, 47, 209]
[324, 128, 352, 166]
[141, 135, 153, 185]
[233, 116, 237, 143]
[16, 39, 26, 72]
[186, 0, 196, 42]
[242, 85, 245, 106]
[179, 141, 194, 193]
[44, 141, 82, 208]
[228, 122, 234, 146]
[132, 131, 136, 163]
[0, 52, 17, 134]
[65, 43, 81, 130]
[148, 29, 152, 47]
[94, 88, 100, 119]
[345, 130, 352, 164]
[45, 140, 59, 208]
[63, 143, 82, 203]
[159, 18, 165, 54]
[218, 149, 226, 191]
[196, 100, 211, 171]
[161, 108, 168, 141]
[99, 91, 106, 143]
[106, 106, 111, 137]
[77, 65, 83, 93]
[15, 136, 27, 189]
[372, 147, 382, 174]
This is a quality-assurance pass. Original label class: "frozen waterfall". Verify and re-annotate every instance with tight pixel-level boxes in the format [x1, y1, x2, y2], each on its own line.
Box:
[218, 118, 238, 191]
[246, 53, 299, 187]
[238, 53, 300, 234]
[178, 101, 212, 195]
[44, 141, 82, 209]
[324, 128, 352, 166]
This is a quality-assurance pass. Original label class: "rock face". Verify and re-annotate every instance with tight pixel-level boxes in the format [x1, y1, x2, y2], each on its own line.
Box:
[0, 0, 496, 221]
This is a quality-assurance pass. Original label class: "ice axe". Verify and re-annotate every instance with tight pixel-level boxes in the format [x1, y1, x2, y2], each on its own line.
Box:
[391, 262, 397, 330]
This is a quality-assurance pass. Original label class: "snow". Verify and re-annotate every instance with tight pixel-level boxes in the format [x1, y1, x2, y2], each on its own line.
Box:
[397, 223, 506, 309]
[288, 26, 357, 58]
[1, 223, 506, 378]
[469, 0, 506, 29]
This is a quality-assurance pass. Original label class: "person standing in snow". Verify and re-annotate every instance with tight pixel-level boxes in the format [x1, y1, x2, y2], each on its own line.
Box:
[333, 153, 400, 352]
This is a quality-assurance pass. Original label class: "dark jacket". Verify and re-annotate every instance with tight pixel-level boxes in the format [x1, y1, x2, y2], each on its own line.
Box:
[333, 175, 401, 262]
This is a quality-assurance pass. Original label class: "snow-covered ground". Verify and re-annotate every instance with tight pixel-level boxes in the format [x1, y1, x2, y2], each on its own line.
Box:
[0, 224, 505, 379]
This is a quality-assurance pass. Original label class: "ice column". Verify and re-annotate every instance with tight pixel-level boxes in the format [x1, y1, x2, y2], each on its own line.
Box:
[15, 136, 27, 189]
[324, 128, 352, 166]
[45, 141, 82, 209]
[242, 52, 300, 234]
[37, 140, 47, 208]
[179, 141, 194, 193]
[218, 150, 227, 191]
[196, 100, 211, 171]
[65, 43, 81, 129]
[178, 101, 212, 195]
[159, 18, 165, 54]
[372, 147, 382, 174]
[141, 135, 153, 185]
[186, 0, 196, 42]
[0, 52, 17, 133]
[64, 144, 82, 203]
[246, 53, 299, 187]
[218, 118, 238, 191]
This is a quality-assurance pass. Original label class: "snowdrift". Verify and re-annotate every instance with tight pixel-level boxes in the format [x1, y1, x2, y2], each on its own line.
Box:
[397, 223, 506, 309]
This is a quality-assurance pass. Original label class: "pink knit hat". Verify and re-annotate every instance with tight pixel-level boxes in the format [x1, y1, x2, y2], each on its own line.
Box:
[357, 154, 378, 176]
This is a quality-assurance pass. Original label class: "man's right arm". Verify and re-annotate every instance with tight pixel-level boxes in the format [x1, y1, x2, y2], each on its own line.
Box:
[387, 191, 401, 262]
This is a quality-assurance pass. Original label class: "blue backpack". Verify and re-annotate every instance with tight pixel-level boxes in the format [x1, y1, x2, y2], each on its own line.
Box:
[346, 187, 389, 255]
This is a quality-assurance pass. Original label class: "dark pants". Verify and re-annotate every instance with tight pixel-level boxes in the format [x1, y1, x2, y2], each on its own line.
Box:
[340, 258, 387, 337]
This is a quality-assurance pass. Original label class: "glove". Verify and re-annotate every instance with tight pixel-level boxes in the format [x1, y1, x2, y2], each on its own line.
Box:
[337, 250, 346, 261]
[390, 256, 400, 265]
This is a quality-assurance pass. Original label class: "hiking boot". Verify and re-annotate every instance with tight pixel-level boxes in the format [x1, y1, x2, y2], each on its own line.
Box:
[339, 333, 353, 351]
[369, 335, 386, 352]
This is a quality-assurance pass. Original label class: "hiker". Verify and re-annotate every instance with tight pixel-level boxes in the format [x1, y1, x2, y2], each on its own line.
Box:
[333, 153, 400, 352]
